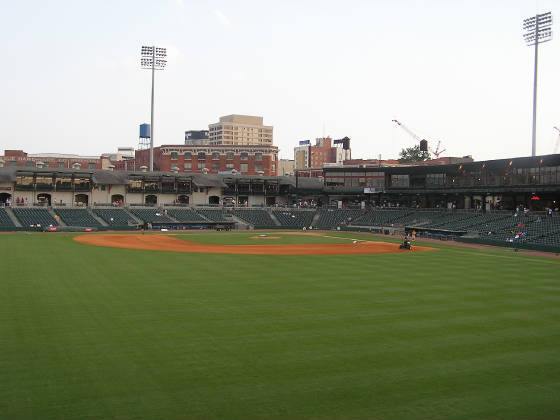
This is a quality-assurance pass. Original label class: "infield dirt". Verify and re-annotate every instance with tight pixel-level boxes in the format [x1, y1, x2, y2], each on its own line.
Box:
[74, 233, 435, 256]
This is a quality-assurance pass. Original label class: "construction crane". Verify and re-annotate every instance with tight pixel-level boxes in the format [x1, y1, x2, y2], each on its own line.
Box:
[391, 119, 446, 158]
[554, 126, 560, 154]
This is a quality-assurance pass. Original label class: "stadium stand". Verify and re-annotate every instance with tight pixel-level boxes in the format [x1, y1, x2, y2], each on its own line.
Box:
[351, 209, 409, 227]
[232, 209, 276, 228]
[54, 208, 104, 228]
[197, 209, 229, 222]
[13, 207, 58, 228]
[314, 209, 364, 229]
[93, 208, 138, 227]
[0, 208, 16, 229]
[129, 208, 174, 223]
[272, 209, 315, 229]
[166, 208, 208, 223]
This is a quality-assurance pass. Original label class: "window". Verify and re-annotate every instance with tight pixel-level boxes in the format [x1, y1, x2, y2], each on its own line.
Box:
[426, 173, 445, 186]
[226, 152, 234, 160]
[240, 152, 248, 160]
[240, 163, 248, 172]
[254, 153, 262, 161]
[88, 162, 96, 169]
[391, 174, 409, 187]
[129, 179, 142, 190]
[197, 152, 206, 160]
[212, 163, 219, 171]
[226, 163, 234, 169]
[170, 152, 178, 160]
[184, 152, 192, 159]
[212, 152, 220, 160]
[25, 161, 33, 167]
[57, 162, 65, 168]
[184, 163, 192, 170]
[197, 162, 205, 170]
[255, 164, 263, 172]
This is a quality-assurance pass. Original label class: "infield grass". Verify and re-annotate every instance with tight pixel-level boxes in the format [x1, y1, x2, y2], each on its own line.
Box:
[1, 231, 559, 419]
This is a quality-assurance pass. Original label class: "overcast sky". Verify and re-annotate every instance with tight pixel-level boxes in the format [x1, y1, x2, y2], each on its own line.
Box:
[1, 0, 559, 161]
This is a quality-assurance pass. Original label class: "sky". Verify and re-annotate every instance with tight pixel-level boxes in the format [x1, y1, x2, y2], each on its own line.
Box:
[1, 0, 559, 162]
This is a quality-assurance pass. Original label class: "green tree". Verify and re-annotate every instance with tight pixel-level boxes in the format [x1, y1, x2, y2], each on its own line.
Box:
[398, 145, 431, 163]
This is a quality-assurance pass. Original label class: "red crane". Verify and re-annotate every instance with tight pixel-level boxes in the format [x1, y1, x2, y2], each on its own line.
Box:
[391, 119, 446, 158]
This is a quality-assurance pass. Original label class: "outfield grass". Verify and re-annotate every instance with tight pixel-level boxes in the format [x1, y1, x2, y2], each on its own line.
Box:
[1, 232, 559, 419]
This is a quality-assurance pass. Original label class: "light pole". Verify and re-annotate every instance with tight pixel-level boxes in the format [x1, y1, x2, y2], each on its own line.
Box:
[523, 12, 552, 157]
[141, 46, 167, 171]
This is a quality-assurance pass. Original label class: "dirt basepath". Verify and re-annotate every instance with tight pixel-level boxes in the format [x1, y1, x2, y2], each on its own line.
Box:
[73, 233, 435, 256]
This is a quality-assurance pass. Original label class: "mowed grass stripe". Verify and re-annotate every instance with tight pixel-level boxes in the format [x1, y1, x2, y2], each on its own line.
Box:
[1, 233, 559, 419]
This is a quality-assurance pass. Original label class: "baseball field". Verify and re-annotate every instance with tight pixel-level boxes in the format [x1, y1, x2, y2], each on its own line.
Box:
[1, 231, 559, 419]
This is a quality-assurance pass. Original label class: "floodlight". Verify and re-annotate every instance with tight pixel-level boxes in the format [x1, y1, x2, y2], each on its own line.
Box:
[140, 45, 167, 171]
[523, 12, 553, 156]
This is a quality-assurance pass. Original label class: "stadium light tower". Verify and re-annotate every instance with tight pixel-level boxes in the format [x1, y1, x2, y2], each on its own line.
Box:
[523, 12, 552, 157]
[141, 46, 167, 171]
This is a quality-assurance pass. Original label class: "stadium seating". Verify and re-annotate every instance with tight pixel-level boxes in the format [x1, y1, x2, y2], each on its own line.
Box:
[232, 209, 276, 228]
[54, 208, 104, 227]
[351, 209, 409, 227]
[272, 209, 315, 229]
[129, 208, 174, 223]
[196, 209, 229, 222]
[166, 208, 208, 223]
[0, 208, 16, 228]
[93, 208, 138, 227]
[13, 208, 58, 228]
[314, 209, 364, 229]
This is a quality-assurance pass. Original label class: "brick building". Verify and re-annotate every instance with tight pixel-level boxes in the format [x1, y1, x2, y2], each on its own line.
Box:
[136, 144, 278, 175]
[294, 137, 351, 170]
[0, 150, 105, 170]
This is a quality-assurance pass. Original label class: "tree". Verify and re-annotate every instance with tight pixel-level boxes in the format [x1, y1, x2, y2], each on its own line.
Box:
[398, 145, 431, 163]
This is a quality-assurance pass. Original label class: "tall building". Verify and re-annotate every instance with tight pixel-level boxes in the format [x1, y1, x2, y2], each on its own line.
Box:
[208, 115, 273, 146]
[294, 137, 351, 170]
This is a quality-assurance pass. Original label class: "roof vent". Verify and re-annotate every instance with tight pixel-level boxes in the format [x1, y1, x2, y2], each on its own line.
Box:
[72, 162, 81, 169]
[171, 166, 179, 174]
[257, 170, 264, 176]
[107, 164, 115, 172]
[202, 167, 209, 174]
[0, 159, 4, 168]
[140, 166, 148, 172]
[36, 161, 45, 169]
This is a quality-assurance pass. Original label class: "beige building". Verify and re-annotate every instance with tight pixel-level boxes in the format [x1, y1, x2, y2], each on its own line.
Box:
[278, 159, 295, 176]
[208, 115, 273, 146]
